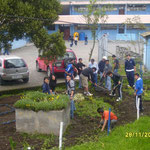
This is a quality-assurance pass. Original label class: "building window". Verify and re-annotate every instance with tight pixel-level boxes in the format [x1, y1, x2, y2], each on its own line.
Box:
[101, 24, 117, 30]
[74, 6, 88, 12]
[127, 24, 144, 30]
[119, 25, 125, 34]
[75, 25, 95, 30]
[127, 5, 146, 11]
[47, 25, 55, 31]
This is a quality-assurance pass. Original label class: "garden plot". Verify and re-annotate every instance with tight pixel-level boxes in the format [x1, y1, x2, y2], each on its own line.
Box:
[0, 84, 150, 150]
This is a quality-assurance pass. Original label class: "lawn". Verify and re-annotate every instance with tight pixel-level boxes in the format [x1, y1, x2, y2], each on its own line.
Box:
[66, 116, 150, 150]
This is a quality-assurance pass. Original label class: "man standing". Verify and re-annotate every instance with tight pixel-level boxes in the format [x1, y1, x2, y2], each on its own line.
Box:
[134, 73, 143, 114]
[125, 54, 136, 88]
[85, 35, 88, 45]
[89, 59, 98, 85]
[98, 56, 107, 79]
[112, 55, 119, 73]
[107, 71, 123, 101]
[80, 67, 97, 96]
[103, 60, 112, 91]
[97, 108, 117, 132]
[76, 58, 86, 88]
[66, 75, 76, 119]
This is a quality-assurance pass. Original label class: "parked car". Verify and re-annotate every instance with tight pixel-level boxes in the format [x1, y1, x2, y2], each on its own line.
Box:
[0, 55, 29, 85]
[36, 49, 77, 76]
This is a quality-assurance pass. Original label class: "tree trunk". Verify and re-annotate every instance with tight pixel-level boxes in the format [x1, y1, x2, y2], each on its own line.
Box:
[89, 35, 96, 61]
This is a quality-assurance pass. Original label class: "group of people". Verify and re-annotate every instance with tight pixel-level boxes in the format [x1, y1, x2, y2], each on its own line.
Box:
[69, 35, 88, 47]
[42, 53, 144, 131]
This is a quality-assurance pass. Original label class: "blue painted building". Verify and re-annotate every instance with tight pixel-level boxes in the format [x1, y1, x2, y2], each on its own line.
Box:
[141, 32, 150, 71]
[51, 0, 150, 41]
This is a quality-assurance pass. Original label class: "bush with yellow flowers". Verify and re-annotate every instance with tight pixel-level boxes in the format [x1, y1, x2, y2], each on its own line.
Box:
[14, 91, 69, 112]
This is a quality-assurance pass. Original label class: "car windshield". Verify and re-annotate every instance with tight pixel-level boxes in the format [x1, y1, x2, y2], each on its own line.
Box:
[5, 59, 26, 68]
[57, 52, 75, 60]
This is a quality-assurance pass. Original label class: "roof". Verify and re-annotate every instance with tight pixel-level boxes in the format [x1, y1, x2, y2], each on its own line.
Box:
[55, 15, 150, 24]
[61, 1, 150, 5]
[0, 55, 22, 60]
[141, 32, 150, 37]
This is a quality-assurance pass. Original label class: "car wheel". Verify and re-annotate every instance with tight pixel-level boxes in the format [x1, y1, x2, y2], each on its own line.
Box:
[36, 62, 41, 72]
[0, 76, 5, 85]
[23, 77, 29, 83]
[47, 67, 51, 77]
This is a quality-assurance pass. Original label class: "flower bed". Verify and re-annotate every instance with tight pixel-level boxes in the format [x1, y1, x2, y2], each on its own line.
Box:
[14, 92, 70, 136]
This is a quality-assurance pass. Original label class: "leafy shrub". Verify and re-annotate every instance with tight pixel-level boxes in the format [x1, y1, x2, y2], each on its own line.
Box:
[14, 91, 69, 111]
[74, 93, 85, 103]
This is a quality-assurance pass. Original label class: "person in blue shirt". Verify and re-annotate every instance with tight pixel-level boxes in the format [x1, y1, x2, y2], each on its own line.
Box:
[65, 59, 75, 79]
[125, 54, 136, 88]
[42, 77, 52, 94]
[134, 73, 143, 113]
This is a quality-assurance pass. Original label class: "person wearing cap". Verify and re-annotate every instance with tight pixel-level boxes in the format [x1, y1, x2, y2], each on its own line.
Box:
[98, 56, 107, 79]
[80, 67, 97, 96]
[112, 55, 120, 73]
[103, 60, 112, 91]
[125, 54, 136, 88]
[89, 59, 98, 85]
[97, 108, 117, 132]
[134, 73, 143, 114]
[76, 58, 86, 88]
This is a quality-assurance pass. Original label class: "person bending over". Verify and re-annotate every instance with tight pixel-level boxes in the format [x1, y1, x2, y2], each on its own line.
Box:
[97, 108, 117, 132]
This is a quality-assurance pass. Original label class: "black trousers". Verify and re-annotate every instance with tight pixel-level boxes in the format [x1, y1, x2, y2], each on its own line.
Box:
[112, 83, 122, 98]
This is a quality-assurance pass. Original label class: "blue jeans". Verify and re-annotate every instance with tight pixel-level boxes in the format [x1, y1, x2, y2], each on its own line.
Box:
[100, 72, 103, 79]
[126, 71, 134, 87]
[3, 50, 9, 55]
[70, 99, 75, 119]
[92, 73, 97, 87]
[105, 76, 111, 91]
[85, 40, 88, 45]
[113, 69, 118, 73]
[79, 75, 82, 88]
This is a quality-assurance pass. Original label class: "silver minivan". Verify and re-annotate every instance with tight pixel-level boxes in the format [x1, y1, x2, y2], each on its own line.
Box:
[0, 55, 29, 85]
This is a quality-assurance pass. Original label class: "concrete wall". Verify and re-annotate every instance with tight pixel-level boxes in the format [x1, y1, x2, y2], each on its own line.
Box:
[16, 104, 70, 136]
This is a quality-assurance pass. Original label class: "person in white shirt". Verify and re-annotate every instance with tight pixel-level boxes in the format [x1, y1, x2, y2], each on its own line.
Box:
[89, 59, 98, 85]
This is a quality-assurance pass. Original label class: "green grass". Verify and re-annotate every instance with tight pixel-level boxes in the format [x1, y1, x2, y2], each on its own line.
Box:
[14, 91, 69, 111]
[75, 96, 113, 118]
[66, 116, 150, 150]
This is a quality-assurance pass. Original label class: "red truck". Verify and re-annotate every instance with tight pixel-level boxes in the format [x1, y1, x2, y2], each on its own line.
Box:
[36, 49, 77, 76]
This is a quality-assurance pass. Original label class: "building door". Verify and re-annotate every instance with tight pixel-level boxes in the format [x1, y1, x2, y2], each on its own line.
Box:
[59, 25, 70, 40]
[119, 6, 125, 15]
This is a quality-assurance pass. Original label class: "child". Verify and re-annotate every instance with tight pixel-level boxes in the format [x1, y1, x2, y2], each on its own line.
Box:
[134, 73, 143, 113]
[49, 74, 57, 94]
[42, 77, 52, 94]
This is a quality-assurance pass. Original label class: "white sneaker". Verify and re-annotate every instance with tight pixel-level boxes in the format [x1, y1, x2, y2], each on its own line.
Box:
[109, 93, 116, 96]
[116, 97, 121, 102]
[84, 92, 87, 95]
[86, 92, 93, 96]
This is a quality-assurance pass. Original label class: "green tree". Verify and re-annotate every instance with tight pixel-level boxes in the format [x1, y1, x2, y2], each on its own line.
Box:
[0, 0, 66, 58]
[83, 0, 108, 61]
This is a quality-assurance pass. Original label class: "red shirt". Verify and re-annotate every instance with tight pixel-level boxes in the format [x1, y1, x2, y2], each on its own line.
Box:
[101, 110, 117, 120]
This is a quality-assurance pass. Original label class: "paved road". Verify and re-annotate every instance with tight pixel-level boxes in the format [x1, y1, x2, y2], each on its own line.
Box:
[0, 40, 143, 92]
[0, 44, 65, 92]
